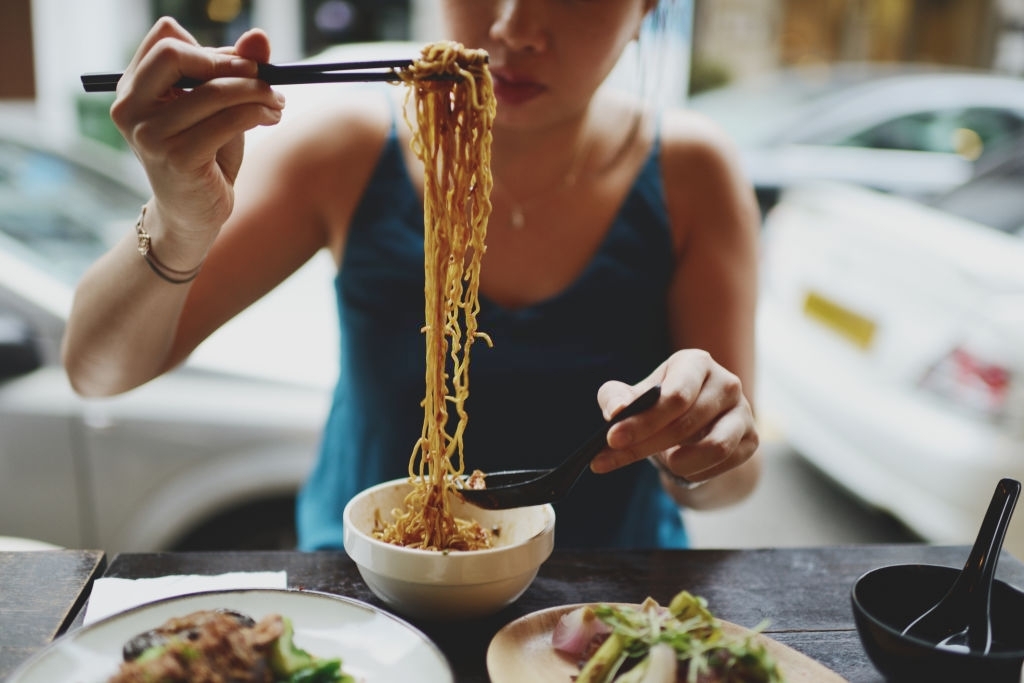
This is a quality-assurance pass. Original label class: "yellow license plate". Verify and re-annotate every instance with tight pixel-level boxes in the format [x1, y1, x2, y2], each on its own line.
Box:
[802, 291, 876, 350]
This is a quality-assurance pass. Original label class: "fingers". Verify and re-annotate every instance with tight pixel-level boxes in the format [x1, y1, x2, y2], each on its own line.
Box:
[162, 108, 280, 186]
[656, 352, 743, 456]
[660, 402, 759, 483]
[116, 19, 268, 106]
[122, 16, 200, 83]
[120, 17, 253, 100]
[599, 350, 716, 457]
[127, 38, 259, 102]
[590, 350, 757, 481]
[110, 21, 284, 172]
[122, 81, 283, 166]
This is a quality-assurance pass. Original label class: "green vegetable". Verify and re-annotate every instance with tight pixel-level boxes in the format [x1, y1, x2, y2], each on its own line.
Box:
[269, 616, 353, 683]
[269, 617, 315, 675]
[286, 659, 355, 683]
[133, 645, 167, 664]
[575, 591, 785, 683]
[575, 631, 628, 683]
[614, 643, 676, 683]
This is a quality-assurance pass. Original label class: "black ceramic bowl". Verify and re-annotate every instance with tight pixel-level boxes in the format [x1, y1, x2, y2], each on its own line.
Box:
[852, 564, 1024, 683]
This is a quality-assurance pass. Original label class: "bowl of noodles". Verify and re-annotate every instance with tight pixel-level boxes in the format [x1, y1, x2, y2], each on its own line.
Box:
[343, 477, 555, 620]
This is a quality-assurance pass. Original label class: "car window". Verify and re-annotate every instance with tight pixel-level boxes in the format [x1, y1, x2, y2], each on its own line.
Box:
[835, 108, 1024, 159]
[686, 65, 922, 147]
[0, 138, 143, 285]
[929, 148, 1024, 235]
[687, 72, 857, 146]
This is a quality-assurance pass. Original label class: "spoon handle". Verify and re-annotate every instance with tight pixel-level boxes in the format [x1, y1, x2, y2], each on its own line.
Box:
[964, 477, 1020, 651]
[543, 385, 661, 494]
[965, 478, 1020, 588]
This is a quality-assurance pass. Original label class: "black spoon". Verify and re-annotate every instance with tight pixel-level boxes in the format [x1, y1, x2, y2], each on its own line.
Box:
[901, 477, 1021, 653]
[458, 385, 661, 510]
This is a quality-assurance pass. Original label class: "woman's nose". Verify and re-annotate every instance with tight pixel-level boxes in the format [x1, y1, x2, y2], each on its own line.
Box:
[490, 0, 549, 53]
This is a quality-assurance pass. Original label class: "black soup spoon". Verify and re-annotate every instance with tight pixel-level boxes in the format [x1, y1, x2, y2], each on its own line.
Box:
[458, 385, 661, 510]
[901, 477, 1021, 653]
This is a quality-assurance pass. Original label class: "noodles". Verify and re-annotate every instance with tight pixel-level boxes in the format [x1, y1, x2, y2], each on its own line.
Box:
[372, 41, 496, 552]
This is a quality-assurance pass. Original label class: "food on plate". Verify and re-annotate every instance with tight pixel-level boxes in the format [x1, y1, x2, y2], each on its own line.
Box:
[372, 40, 497, 552]
[552, 591, 784, 683]
[108, 608, 353, 683]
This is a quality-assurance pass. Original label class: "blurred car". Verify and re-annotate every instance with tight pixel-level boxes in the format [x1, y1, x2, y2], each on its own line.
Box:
[0, 114, 339, 552]
[756, 139, 1024, 557]
[688, 64, 1024, 214]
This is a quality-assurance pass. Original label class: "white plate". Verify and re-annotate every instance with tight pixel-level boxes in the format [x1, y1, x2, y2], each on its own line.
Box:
[8, 588, 454, 683]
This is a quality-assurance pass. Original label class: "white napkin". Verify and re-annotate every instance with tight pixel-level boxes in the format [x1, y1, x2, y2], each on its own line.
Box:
[83, 571, 287, 625]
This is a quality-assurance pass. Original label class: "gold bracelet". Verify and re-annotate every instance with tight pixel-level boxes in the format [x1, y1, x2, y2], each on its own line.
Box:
[135, 205, 204, 284]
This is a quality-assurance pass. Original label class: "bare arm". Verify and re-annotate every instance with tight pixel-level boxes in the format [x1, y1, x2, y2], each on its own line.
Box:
[63, 18, 283, 395]
[591, 109, 762, 510]
[62, 18, 389, 397]
[660, 110, 761, 509]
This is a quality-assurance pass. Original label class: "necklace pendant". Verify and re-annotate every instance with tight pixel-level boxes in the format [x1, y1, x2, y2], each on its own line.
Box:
[510, 205, 526, 230]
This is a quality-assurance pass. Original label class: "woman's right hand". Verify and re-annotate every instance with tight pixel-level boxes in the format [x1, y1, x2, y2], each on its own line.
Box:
[110, 17, 285, 248]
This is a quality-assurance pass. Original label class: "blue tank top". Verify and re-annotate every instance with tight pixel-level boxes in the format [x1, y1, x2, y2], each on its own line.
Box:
[296, 119, 687, 551]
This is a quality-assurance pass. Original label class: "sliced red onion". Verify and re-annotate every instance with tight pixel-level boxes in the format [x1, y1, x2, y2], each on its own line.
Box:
[551, 606, 613, 656]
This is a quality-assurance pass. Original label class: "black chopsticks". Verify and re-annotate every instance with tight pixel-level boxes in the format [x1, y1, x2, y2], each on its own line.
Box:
[80, 59, 457, 93]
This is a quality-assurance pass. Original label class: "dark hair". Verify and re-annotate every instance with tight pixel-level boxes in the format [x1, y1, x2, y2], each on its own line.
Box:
[637, 0, 694, 110]
[603, 0, 694, 111]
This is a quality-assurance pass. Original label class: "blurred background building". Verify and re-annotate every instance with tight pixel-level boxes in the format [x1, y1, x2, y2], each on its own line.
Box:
[2, 0, 1023, 148]
[691, 0, 1024, 92]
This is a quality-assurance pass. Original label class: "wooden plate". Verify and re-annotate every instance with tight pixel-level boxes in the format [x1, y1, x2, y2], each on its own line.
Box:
[487, 603, 847, 683]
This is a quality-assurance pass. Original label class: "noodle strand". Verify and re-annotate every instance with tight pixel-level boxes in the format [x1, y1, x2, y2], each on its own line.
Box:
[373, 41, 496, 552]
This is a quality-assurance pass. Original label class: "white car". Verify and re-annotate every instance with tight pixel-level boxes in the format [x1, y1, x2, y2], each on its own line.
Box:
[689, 64, 1024, 214]
[756, 142, 1024, 557]
[0, 116, 338, 553]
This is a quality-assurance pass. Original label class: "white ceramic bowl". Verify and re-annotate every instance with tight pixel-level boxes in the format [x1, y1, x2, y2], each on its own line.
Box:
[343, 477, 555, 620]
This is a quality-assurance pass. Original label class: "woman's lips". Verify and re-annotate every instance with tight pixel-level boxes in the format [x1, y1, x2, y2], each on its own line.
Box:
[491, 72, 546, 106]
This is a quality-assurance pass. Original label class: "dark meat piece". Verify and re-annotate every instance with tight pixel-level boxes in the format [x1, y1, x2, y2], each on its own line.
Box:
[123, 608, 257, 661]
[110, 609, 283, 683]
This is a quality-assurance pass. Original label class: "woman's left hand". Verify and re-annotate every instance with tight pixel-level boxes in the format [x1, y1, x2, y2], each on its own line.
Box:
[590, 349, 759, 491]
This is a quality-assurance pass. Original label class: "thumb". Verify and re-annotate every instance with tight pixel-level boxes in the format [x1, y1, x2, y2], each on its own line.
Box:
[597, 380, 642, 421]
[233, 28, 272, 62]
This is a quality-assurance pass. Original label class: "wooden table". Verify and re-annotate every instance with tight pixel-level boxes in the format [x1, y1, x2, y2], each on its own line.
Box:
[6, 545, 1024, 682]
[0, 550, 105, 679]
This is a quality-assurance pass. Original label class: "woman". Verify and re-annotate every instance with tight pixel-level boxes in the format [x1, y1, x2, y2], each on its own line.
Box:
[63, 0, 761, 550]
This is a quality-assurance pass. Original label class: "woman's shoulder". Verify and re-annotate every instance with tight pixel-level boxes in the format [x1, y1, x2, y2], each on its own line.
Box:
[236, 87, 402, 257]
[657, 106, 746, 182]
[656, 106, 760, 249]
[248, 86, 396, 172]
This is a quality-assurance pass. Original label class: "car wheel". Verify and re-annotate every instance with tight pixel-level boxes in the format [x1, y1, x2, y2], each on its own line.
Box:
[169, 495, 298, 551]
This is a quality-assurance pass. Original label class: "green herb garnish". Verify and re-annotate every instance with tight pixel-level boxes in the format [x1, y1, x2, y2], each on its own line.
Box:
[574, 591, 784, 683]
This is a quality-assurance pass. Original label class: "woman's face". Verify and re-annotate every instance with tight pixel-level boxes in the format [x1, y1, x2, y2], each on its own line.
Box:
[440, 0, 650, 129]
